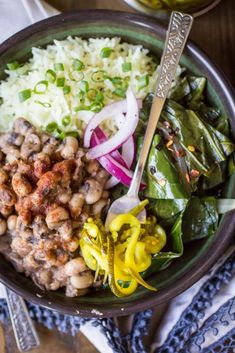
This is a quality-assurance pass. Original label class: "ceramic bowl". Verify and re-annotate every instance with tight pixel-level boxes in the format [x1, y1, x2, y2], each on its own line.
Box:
[0, 10, 234, 317]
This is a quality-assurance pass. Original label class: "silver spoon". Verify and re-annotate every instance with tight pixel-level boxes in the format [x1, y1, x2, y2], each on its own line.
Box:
[105, 11, 194, 228]
[5, 287, 40, 352]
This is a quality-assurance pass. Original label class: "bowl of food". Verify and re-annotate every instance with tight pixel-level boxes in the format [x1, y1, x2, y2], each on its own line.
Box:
[0, 10, 234, 317]
[123, 0, 222, 20]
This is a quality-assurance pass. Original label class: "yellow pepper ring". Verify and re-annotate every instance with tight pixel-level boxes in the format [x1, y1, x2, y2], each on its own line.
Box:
[143, 235, 164, 254]
[115, 278, 138, 296]
[134, 242, 152, 272]
[109, 213, 140, 233]
[80, 243, 97, 271]
[125, 228, 157, 291]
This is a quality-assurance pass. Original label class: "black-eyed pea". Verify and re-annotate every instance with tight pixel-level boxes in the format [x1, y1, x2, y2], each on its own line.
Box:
[86, 160, 100, 176]
[84, 179, 103, 204]
[0, 185, 16, 206]
[66, 237, 80, 252]
[64, 258, 87, 276]
[92, 199, 108, 217]
[46, 206, 69, 230]
[0, 205, 13, 217]
[69, 193, 84, 219]
[7, 215, 17, 231]
[12, 172, 32, 197]
[60, 136, 79, 159]
[3, 146, 21, 163]
[0, 218, 7, 235]
[70, 271, 94, 289]
[13, 118, 33, 136]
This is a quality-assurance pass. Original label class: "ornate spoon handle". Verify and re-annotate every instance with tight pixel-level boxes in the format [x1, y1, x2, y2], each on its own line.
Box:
[128, 11, 193, 196]
[5, 287, 40, 352]
[156, 11, 194, 98]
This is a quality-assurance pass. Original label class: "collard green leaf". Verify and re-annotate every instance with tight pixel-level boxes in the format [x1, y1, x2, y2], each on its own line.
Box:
[144, 134, 190, 199]
[165, 102, 225, 166]
[186, 76, 206, 106]
[181, 196, 218, 243]
[148, 199, 188, 220]
[144, 99, 234, 199]
[169, 76, 191, 102]
[201, 162, 226, 190]
[163, 101, 234, 181]
[169, 75, 230, 136]
[147, 196, 218, 243]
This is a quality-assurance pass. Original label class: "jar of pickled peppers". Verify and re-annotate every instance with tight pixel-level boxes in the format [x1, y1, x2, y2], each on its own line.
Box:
[124, 0, 221, 18]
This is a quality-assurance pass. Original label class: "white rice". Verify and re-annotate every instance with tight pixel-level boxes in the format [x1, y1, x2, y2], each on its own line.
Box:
[0, 37, 159, 135]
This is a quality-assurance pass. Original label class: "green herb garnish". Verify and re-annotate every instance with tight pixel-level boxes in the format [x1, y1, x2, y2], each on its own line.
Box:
[19, 89, 31, 102]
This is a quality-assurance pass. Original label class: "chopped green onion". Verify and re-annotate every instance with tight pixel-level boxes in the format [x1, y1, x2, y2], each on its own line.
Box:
[35, 100, 51, 108]
[7, 61, 20, 70]
[80, 80, 89, 93]
[86, 89, 104, 102]
[53, 129, 65, 140]
[87, 88, 98, 101]
[78, 91, 85, 104]
[110, 76, 123, 86]
[113, 88, 126, 98]
[100, 47, 112, 58]
[105, 89, 114, 100]
[56, 131, 66, 140]
[34, 80, 48, 94]
[54, 63, 64, 71]
[74, 105, 90, 112]
[138, 75, 149, 89]
[56, 77, 65, 87]
[66, 131, 79, 138]
[63, 85, 71, 94]
[122, 62, 132, 72]
[91, 70, 106, 82]
[19, 89, 31, 102]
[69, 70, 84, 82]
[46, 69, 56, 83]
[62, 115, 71, 126]
[45, 122, 58, 133]
[0, 97, 3, 105]
[95, 91, 104, 102]
[72, 59, 84, 71]
[90, 101, 104, 113]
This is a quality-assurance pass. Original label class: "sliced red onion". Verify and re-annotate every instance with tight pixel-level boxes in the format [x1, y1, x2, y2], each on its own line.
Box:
[92, 127, 136, 189]
[122, 135, 135, 168]
[91, 131, 120, 189]
[86, 88, 139, 159]
[91, 130, 143, 189]
[98, 154, 134, 187]
[99, 154, 146, 189]
[93, 127, 129, 169]
[84, 97, 142, 149]
[84, 99, 127, 148]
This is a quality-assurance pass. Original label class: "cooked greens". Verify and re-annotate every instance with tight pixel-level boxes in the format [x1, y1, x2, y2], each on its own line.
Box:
[113, 73, 234, 277]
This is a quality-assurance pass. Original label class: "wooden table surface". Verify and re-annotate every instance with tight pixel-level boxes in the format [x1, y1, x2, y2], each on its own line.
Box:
[1, 1, 234, 352]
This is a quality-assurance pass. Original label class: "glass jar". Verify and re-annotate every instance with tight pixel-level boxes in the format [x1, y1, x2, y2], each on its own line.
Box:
[138, 0, 218, 12]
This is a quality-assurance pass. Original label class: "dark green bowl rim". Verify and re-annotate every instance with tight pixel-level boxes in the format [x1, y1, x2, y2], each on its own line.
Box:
[0, 10, 234, 318]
